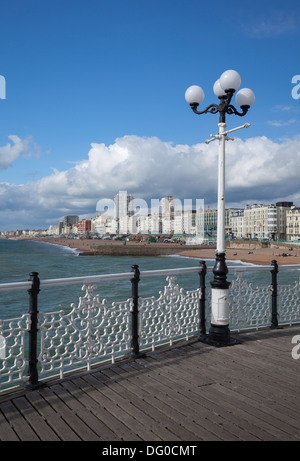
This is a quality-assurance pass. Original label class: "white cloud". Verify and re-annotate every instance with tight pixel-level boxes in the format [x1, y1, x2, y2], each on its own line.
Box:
[1, 134, 300, 230]
[0, 135, 45, 170]
[0, 135, 27, 170]
[245, 13, 298, 39]
[268, 119, 297, 127]
[272, 105, 293, 112]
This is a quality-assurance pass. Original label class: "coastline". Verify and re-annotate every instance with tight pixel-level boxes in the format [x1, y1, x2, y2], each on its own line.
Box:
[15, 236, 300, 266]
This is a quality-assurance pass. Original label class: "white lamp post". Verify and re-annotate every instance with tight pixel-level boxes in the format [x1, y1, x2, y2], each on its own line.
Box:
[185, 70, 255, 346]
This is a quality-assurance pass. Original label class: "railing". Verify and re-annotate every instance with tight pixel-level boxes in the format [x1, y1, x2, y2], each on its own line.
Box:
[0, 261, 299, 393]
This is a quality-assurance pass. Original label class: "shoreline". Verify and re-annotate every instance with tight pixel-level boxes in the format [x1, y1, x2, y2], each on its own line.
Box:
[14, 236, 300, 266]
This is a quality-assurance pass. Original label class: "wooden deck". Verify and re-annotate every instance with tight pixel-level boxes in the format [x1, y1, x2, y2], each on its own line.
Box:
[0, 326, 299, 441]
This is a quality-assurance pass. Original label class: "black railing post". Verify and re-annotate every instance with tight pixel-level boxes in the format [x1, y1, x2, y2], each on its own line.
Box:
[270, 260, 281, 329]
[24, 272, 45, 390]
[199, 261, 207, 338]
[130, 265, 145, 359]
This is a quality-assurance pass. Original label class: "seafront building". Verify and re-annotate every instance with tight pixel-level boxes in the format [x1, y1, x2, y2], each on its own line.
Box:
[231, 202, 294, 241]
[203, 208, 232, 238]
[1, 193, 298, 242]
[114, 191, 135, 219]
[77, 219, 92, 234]
[286, 206, 300, 241]
[243, 204, 277, 240]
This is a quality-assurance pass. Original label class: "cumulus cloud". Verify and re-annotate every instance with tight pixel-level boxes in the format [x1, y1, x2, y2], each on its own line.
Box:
[244, 12, 298, 39]
[0, 136, 27, 170]
[1, 134, 300, 230]
[0, 135, 44, 170]
[268, 120, 297, 127]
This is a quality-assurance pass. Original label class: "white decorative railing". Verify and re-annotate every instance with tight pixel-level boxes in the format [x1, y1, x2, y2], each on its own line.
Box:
[139, 275, 201, 351]
[39, 284, 132, 379]
[0, 262, 299, 393]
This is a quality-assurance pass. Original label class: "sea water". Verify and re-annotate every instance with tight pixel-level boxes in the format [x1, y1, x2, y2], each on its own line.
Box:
[0, 238, 299, 321]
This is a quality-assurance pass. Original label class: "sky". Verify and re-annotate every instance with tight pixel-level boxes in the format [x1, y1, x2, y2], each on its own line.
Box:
[0, 0, 300, 231]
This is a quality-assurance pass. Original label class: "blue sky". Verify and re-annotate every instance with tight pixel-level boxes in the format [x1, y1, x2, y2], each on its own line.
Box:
[0, 0, 300, 230]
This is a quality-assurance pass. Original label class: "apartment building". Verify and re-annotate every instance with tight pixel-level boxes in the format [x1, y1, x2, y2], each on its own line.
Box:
[114, 191, 134, 219]
[77, 219, 91, 234]
[230, 202, 294, 240]
[286, 206, 300, 241]
[204, 208, 232, 237]
[276, 202, 294, 240]
[243, 204, 277, 240]
[231, 209, 244, 239]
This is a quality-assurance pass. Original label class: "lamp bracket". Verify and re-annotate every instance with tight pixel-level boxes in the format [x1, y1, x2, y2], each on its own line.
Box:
[205, 123, 251, 144]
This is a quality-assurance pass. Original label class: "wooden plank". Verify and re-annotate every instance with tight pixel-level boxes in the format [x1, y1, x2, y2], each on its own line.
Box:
[100, 367, 200, 441]
[81, 373, 161, 441]
[49, 383, 109, 441]
[119, 361, 240, 441]
[12, 396, 60, 441]
[0, 400, 39, 441]
[218, 342, 299, 385]
[189, 345, 300, 410]
[25, 391, 81, 441]
[104, 364, 259, 441]
[200, 384, 297, 441]
[39, 386, 100, 441]
[60, 379, 124, 441]
[0, 408, 19, 441]
[127, 356, 280, 441]
[210, 382, 300, 438]
[87, 371, 177, 441]
[66, 377, 143, 441]
[186, 339, 300, 404]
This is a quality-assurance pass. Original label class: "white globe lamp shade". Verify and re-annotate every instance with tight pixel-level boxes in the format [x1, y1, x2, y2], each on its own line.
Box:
[213, 79, 226, 98]
[219, 70, 241, 92]
[185, 85, 205, 105]
[236, 88, 255, 107]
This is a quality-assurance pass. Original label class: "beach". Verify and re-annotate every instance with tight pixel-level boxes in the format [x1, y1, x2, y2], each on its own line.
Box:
[15, 236, 300, 266]
[179, 246, 300, 266]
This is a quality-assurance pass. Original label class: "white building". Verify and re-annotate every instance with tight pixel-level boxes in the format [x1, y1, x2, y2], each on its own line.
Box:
[286, 206, 300, 241]
[230, 202, 294, 241]
[114, 191, 134, 219]
[231, 210, 245, 239]
[93, 215, 113, 235]
[48, 225, 59, 235]
[243, 204, 277, 240]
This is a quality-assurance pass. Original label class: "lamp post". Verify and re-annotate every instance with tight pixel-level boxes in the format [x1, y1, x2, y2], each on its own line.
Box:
[185, 70, 255, 346]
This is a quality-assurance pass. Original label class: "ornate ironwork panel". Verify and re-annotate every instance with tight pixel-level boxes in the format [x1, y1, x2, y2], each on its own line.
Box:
[0, 314, 29, 390]
[278, 281, 300, 325]
[229, 274, 271, 331]
[139, 276, 201, 350]
[204, 273, 272, 332]
[38, 283, 132, 379]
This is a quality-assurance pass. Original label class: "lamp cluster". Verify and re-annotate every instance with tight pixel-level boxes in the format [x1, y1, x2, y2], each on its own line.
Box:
[185, 69, 255, 114]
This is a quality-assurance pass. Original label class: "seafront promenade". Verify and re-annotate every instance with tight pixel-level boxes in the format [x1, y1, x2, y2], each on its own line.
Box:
[0, 326, 299, 441]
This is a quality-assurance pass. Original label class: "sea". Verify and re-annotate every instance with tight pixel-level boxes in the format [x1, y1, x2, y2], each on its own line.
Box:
[0, 238, 300, 321]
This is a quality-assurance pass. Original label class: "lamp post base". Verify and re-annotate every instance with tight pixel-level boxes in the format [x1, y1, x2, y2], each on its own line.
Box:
[199, 324, 240, 347]
[199, 252, 241, 347]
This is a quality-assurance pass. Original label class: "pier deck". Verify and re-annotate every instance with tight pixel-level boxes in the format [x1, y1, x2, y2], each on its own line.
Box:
[0, 326, 299, 441]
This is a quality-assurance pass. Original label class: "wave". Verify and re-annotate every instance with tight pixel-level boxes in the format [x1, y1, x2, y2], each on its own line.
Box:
[28, 239, 81, 256]
[165, 254, 264, 267]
